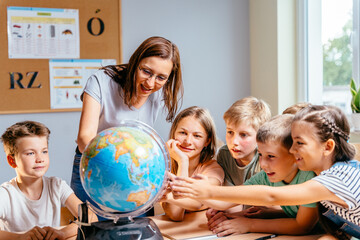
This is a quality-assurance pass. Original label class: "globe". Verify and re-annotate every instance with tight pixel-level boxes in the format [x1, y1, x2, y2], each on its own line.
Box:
[79, 120, 170, 219]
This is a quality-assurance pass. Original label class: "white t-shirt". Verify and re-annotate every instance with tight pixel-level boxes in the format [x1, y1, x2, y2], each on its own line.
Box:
[0, 176, 73, 232]
[83, 70, 163, 132]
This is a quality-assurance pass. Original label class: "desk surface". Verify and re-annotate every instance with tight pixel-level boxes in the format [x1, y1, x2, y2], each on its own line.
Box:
[150, 211, 323, 240]
[65, 211, 323, 240]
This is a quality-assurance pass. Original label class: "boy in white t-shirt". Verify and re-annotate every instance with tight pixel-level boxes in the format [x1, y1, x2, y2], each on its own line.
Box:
[0, 121, 96, 240]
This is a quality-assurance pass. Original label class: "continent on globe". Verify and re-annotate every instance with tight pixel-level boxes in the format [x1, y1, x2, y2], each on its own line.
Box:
[127, 190, 151, 207]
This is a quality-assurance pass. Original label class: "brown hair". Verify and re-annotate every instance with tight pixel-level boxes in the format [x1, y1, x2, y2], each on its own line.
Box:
[169, 106, 217, 174]
[282, 102, 311, 115]
[223, 96, 271, 131]
[1, 121, 50, 156]
[256, 114, 294, 150]
[293, 105, 355, 163]
[102, 36, 183, 122]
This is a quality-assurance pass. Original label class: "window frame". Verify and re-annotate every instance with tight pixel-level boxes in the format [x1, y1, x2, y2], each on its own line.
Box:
[297, 0, 323, 104]
[353, 0, 360, 83]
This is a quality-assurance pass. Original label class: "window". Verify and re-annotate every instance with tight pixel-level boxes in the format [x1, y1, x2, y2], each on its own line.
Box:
[298, 0, 359, 115]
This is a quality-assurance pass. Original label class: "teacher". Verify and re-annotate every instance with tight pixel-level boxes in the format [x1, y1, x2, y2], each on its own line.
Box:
[70, 36, 184, 216]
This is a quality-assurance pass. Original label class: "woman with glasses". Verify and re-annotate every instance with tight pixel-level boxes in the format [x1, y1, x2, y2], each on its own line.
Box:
[70, 36, 184, 217]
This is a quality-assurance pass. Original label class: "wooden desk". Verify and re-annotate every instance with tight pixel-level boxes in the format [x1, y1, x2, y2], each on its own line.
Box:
[65, 211, 323, 239]
[150, 211, 323, 240]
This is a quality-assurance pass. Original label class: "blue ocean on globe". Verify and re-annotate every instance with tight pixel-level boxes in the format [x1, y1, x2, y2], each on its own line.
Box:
[80, 125, 168, 215]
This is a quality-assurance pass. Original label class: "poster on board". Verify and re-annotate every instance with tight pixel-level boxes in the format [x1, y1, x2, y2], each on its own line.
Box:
[7, 6, 80, 59]
[49, 59, 116, 109]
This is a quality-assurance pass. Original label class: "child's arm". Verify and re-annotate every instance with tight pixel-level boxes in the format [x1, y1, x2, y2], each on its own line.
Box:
[47, 193, 97, 239]
[162, 141, 200, 221]
[163, 141, 224, 221]
[50, 193, 80, 239]
[172, 175, 347, 207]
[208, 205, 286, 228]
[198, 199, 238, 210]
[242, 206, 287, 219]
[161, 193, 194, 221]
[65, 192, 98, 223]
[162, 191, 204, 211]
[211, 205, 319, 237]
[161, 176, 220, 221]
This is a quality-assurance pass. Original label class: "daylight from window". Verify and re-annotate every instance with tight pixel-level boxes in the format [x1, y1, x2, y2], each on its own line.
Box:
[322, 0, 353, 113]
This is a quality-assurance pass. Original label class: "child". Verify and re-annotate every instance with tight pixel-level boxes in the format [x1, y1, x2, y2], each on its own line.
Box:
[207, 114, 319, 236]
[218, 96, 271, 186]
[204, 97, 271, 215]
[0, 121, 96, 240]
[160, 106, 224, 221]
[171, 105, 360, 239]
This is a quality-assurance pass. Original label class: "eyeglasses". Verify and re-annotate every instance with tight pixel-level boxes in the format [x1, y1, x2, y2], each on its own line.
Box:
[138, 67, 168, 82]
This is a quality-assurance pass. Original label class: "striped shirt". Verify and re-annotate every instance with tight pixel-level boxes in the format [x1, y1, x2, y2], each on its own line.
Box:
[313, 160, 360, 226]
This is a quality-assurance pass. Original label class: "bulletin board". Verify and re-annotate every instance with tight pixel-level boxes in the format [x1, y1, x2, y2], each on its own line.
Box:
[0, 0, 122, 114]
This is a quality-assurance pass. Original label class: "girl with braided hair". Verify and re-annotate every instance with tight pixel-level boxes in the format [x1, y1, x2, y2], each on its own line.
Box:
[171, 105, 360, 239]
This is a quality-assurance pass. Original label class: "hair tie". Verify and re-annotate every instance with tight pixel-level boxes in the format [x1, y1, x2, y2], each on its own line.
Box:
[321, 117, 349, 141]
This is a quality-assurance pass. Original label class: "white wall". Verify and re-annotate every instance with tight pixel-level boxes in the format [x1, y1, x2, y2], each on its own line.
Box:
[122, 0, 251, 139]
[250, 0, 297, 115]
[0, 112, 80, 185]
[0, 0, 250, 185]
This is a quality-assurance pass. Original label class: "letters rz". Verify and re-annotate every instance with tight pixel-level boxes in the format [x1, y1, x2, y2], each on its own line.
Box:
[9, 72, 41, 89]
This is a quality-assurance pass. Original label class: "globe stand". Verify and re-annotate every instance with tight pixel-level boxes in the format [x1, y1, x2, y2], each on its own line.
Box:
[76, 202, 163, 240]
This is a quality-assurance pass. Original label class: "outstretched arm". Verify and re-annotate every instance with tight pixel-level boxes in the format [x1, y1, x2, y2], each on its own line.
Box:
[207, 205, 286, 230]
[211, 205, 319, 237]
[161, 192, 204, 221]
[162, 177, 220, 221]
[198, 199, 238, 211]
[171, 175, 347, 207]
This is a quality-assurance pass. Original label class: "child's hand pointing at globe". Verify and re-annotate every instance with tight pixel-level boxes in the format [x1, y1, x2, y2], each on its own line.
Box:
[170, 174, 213, 200]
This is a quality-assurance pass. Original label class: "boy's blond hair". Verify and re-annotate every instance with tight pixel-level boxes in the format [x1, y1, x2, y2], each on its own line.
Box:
[256, 114, 294, 150]
[1, 121, 50, 156]
[223, 96, 271, 131]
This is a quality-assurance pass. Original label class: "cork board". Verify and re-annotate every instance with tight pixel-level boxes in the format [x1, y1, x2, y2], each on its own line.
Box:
[0, 0, 121, 114]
